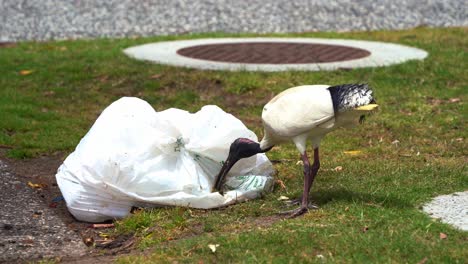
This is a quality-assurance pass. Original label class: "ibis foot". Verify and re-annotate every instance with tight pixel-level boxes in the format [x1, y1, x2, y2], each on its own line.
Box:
[284, 198, 319, 210]
[279, 206, 309, 218]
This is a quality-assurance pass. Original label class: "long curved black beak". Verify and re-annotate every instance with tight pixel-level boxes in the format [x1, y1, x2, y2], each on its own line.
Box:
[213, 155, 238, 195]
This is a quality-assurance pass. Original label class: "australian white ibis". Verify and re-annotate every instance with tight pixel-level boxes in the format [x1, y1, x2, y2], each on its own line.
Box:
[213, 83, 379, 217]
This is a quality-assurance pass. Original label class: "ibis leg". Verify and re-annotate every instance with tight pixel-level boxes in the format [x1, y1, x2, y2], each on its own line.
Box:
[284, 148, 320, 210]
[308, 148, 320, 194]
[281, 148, 321, 218]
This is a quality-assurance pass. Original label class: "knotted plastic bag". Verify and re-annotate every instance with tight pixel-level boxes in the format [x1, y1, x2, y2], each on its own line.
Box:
[56, 97, 274, 222]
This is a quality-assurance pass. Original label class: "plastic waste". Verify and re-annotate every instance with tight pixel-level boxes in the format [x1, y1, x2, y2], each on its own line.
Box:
[56, 97, 274, 222]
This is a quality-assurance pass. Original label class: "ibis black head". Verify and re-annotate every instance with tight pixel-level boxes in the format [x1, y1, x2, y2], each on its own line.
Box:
[328, 83, 376, 112]
[213, 138, 263, 194]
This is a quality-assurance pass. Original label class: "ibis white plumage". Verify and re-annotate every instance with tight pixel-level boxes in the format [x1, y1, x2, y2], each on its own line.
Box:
[213, 84, 379, 217]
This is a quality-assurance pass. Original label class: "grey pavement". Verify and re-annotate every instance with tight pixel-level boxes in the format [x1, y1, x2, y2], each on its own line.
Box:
[1, 0, 467, 42]
[0, 160, 87, 263]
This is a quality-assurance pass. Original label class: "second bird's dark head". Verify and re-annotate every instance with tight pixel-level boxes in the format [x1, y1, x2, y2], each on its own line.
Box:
[212, 138, 265, 194]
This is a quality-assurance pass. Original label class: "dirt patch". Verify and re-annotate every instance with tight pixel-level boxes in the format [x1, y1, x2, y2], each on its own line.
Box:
[0, 42, 17, 48]
[249, 215, 284, 228]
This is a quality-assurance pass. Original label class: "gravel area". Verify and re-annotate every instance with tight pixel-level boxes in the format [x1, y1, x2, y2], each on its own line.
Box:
[1, 0, 467, 42]
[422, 191, 468, 231]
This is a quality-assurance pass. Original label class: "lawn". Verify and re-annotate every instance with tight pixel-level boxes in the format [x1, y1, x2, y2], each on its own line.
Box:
[0, 27, 466, 263]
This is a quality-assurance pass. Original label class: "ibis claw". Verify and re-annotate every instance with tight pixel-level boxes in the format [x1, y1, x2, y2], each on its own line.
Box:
[279, 206, 309, 218]
[284, 198, 319, 210]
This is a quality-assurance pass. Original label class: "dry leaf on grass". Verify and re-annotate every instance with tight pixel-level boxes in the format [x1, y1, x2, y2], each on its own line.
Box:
[208, 244, 219, 253]
[343, 150, 362, 155]
[417, 257, 428, 264]
[276, 179, 287, 190]
[19, 70, 33, 75]
[149, 74, 163, 79]
[332, 166, 343, 172]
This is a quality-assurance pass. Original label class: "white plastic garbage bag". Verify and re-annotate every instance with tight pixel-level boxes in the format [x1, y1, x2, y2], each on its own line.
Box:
[56, 97, 275, 222]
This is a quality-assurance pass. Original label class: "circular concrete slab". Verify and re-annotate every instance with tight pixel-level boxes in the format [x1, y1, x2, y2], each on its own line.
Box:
[123, 38, 428, 71]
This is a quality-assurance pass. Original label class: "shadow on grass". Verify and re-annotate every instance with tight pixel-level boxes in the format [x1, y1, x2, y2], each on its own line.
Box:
[311, 188, 411, 209]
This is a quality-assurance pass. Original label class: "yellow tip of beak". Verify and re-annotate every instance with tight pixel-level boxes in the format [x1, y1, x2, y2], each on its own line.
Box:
[355, 104, 379, 111]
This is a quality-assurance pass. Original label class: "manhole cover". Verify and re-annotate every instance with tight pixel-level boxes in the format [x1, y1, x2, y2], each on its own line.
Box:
[177, 42, 371, 64]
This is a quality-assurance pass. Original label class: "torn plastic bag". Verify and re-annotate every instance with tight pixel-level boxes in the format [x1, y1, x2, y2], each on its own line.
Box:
[55, 97, 275, 222]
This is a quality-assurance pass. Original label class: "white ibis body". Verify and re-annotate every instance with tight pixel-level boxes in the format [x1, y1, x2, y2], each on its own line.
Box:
[213, 84, 379, 217]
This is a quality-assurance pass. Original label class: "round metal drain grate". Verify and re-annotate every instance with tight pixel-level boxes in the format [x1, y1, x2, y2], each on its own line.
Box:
[177, 42, 371, 64]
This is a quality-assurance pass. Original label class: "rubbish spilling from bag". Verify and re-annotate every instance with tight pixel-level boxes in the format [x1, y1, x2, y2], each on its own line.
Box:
[56, 97, 275, 222]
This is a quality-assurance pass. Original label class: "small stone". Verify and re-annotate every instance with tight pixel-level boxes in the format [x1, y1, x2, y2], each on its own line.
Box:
[2, 224, 13, 230]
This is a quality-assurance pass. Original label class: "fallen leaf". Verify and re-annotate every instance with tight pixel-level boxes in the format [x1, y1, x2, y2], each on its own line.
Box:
[343, 150, 362, 155]
[439, 232, 447, 239]
[21, 236, 34, 245]
[332, 166, 343, 172]
[427, 97, 443, 106]
[83, 237, 94, 247]
[296, 160, 303, 165]
[448, 98, 460, 103]
[90, 223, 115, 229]
[98, 232, 110, 238]
[208, 244, 219, 253]
[316, 254, 325, 259]
[19, 70, 33, 75]
[22, 238, 34, 244]
[27, 181, 47, 189]
[399, 153, 412, 157]
[277, 195, 290, 201]
[149, 73, 163, 79]
[33, 211, 43, 218]
[417, 257, 428, 264]
[276, 179, 286, 190]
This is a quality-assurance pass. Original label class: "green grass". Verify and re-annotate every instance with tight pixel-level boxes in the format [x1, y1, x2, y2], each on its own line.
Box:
[1, 27, 467, 263]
